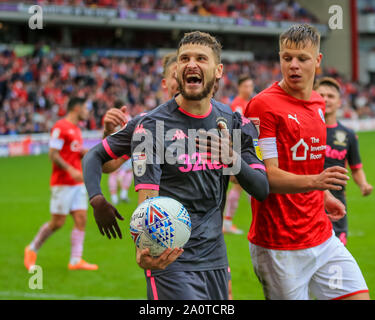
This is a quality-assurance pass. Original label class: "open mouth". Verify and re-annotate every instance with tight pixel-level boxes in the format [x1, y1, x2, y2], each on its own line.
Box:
[290, 74, 302, 80]
[185, 74, 202, 85]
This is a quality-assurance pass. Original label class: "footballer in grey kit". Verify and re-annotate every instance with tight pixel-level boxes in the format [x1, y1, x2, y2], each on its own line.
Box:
[83, 31, 269, 300]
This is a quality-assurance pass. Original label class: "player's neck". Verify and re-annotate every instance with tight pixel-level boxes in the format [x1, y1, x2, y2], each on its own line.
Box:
[239, 93, 249, 101]
[65, 112, 79, 126]
[325, 113, 337, 126]
[279, 79, 312, 101]
[175, 94, 211, 116]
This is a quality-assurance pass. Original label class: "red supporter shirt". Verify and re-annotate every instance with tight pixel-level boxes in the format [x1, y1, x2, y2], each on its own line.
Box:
[230, 96, 248, 115]
[49, 119, 83, 186]
[244, 82, 333, 250]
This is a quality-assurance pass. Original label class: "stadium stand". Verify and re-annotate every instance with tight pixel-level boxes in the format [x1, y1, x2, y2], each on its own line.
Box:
[12, 0, 319, 22]
[0, 46, 374, 135]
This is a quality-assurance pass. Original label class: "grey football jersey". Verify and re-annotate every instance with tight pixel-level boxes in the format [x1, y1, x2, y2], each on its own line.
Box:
[108, 98, 263, 275]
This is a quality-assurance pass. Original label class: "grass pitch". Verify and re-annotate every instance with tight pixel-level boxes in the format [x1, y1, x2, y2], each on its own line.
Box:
[0, 131, 374, 300]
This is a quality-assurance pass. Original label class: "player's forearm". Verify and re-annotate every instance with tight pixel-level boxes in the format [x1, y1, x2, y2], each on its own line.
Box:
[235, 158, 269, 201]
[266, 166, 316, 194]
[82, 143, 113, 199]
[351, 168, 367, 188]
[49, 150, 71, 170]
[138, 189, 159, 204]
[102, 158, 125, 173]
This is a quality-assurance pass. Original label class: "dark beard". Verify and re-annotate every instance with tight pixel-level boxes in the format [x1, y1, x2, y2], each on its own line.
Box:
[177, 76, 215, 101]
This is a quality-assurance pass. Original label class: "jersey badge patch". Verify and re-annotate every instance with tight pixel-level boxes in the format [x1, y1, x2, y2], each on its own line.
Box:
[133, 152, 147, 177]
[253, 138, 263, 160]
[333, 130, 347, 146]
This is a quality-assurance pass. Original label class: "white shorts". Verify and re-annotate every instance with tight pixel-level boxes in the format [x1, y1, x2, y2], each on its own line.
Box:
[50, 185, 88, 215]
[249, 232, 368, 300]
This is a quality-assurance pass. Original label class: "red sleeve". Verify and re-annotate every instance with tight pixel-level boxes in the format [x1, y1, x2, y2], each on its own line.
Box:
[245, 96, 278, 139]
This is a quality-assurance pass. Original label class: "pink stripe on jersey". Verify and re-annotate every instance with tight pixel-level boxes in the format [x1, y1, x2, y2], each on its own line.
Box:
[102, 139, 117, 159]
[178, 103, 212, 118]
[326, 123, 338, 128]
[250, 163, 266, 171]
[135, 184, 160, 191]
[121, 155, 130, 160]
[146, 270, 159, 300]
[350, 163, 363, 170]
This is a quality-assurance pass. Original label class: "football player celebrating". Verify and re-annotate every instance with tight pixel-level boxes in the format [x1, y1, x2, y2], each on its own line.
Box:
[245, 24, 369, 300]
[83, 31, 269, 300]
[315, 76, 373, 245]
[24, 97, 98, 271]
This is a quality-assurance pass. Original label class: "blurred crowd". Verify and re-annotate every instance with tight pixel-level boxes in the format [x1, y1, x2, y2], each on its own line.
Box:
[18, 0, 319, 23]
[358, 0, 375, 13]
[1, 48, 374, 135]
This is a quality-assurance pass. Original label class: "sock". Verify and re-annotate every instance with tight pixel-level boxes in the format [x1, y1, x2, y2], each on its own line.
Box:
[120, 189, 128, 200]
[111, 194, 119, 205]
[121, 170, 133, 190]
[224, 188, 241, 219]
[108, 172, 119, 194]
[70, 228, 85, 265]
[30, 222, 53, 252]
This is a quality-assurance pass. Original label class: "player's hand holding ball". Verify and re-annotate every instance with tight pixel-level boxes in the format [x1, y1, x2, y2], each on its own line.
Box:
[136, 247, 184, 270]
[90, 194, 124, 239]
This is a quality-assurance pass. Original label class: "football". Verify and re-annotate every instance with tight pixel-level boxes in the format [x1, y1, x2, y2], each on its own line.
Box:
[129, 196, 192, 256]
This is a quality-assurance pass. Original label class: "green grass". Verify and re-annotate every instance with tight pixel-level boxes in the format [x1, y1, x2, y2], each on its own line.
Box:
[0, 131, 374, 300]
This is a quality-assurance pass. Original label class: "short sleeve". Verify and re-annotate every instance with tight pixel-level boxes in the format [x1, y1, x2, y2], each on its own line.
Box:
[131, 117, 162, 192]
[233, 112, 265, 171]
[103, 116, 139, 160]
[49, 125, 65, 150]
[348, 130, 362, 170]
[244, 96, 278, 139]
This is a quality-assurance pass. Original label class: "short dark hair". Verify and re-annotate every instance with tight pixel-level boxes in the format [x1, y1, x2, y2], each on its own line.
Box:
[67, 97, 86, 112]
[177, 31, 222, 64]
[238, 75, 252, 86]
[314, 76, 341, 94]
[162, 52, 177, 77]
[113, 99, 125, 109]
[279, 24, 320, 52]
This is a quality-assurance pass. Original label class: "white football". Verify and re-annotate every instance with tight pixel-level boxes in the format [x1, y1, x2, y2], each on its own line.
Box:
[129, 196, 192, 257]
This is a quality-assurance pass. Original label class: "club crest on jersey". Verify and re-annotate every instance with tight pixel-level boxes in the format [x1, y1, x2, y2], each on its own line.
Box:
[333, 130, 347, 146]
[253, 139, 263, 160]
[133, 152, 147, 177]
[216, 117, 228, 130]
[318, 108, 325, 123]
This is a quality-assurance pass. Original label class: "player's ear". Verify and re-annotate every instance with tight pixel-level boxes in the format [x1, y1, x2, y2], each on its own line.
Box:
[161, 78, 167, 90]
[215, 63, 223, 79]
[316, 52, 323, 69]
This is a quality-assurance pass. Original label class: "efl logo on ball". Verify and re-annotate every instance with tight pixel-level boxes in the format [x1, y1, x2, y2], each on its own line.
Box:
[130, 196, 191, 256]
